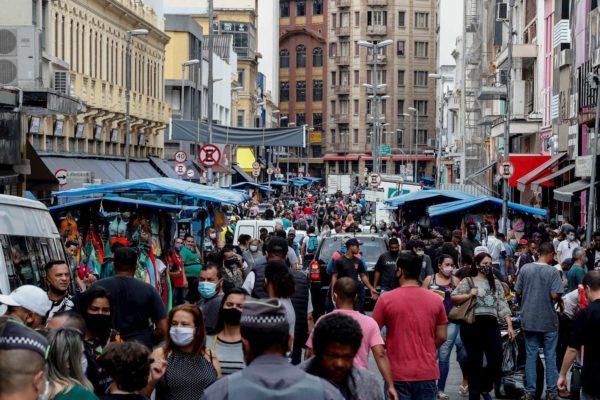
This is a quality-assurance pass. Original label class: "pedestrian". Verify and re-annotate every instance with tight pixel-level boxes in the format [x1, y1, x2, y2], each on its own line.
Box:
[302, 313, 388, 400]
[482, 223, 505, 280]
[372, 252, 448, 400]
[301, 226, 320, 270]
[0, 285, 51, 329]
[206, 288, 246, 375]
[407, 239, 435, 284]
[45, 260, 75, 318]
[153, 304, 220, 400]
[46, 328, 98, 400]
[243, 238, 266, 269]
[201, 298, 344, 399]
[305, 278, 398, 399]
[461, 223, 481, 267]
[91, 247, 167, 348]
[442, 230, 462, 267]
[515, 242, 564, 400]
[242, 236, 290, 298]
[288, 262, 314, 365]
[497, 233, 514, 278]
[451, 252, 516, 400]
[166, 238, 187, 306]
[557, 228, 580, 264]
[46, 310, 86, 331]
[422, 254, 465, 399]
[558, 271, 600, 400]
[0, 317, 50, 400]
[374, 238, 401, 293]
[515, 239, 534, 273]
[567, 248, 588, 292]
[264, 261, 296, 343]
[585, 231, 600, 271]
[197, 262, 225, 334]
[182, 235, 203, 303]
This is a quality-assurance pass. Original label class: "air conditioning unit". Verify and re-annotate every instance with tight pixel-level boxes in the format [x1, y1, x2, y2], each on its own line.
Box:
[496, 69, 508, 85]
[496, 3, 509, 21]
[0, 26, 38, 87]
[53, 71, 70, 94]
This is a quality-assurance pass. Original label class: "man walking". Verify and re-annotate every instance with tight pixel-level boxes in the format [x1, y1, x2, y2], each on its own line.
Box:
[374, 238, 400, 293]
[567, 248, 588, 292]
[0, 285, 51, 329]
[372, 252, 448, 400]
[45, 260, 75, 318]
[461, 223, 481, 267]
[515, 242, 564, 400]
[483, 223, 505, 280]
[557, 228, 580, 264]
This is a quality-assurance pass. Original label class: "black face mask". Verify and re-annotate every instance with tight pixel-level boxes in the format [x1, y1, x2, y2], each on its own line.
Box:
[224, 259, 239, 268]
[221, 308, 242, 326]
[84, 313, 112, 338]
[389, 251, 399, 257]
[48, 283, 68, 296]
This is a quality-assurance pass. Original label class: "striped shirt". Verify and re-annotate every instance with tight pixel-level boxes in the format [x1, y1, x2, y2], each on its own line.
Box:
[206, 335, 246, 375]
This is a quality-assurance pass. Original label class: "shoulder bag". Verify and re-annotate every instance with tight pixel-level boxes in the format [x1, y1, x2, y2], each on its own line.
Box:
[448, 277, 477, 324]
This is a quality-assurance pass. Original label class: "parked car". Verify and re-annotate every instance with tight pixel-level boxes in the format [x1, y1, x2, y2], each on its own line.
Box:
[308, 233, 388, 318]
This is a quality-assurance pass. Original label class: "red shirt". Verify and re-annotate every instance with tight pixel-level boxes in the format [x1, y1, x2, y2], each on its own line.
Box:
[167, 251, 186, 288]
[303, 206, 313, 216]
[372, 286, 448, 382]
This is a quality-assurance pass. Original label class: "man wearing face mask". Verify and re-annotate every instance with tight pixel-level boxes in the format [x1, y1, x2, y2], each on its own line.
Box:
[0, 285, 51, 330]
[566, 248, 588, 292]
[44, 260, 75, 319]
[374, 238, 401, 293]
[461, 223, 481, 267]
[585, 231, 600, 271]
[557, 228, 580, 264]
[406, 240, 435, 285]
[197, 263, 225, 334]
[182, 235, 203, 303]
[0, 317, 51, 400]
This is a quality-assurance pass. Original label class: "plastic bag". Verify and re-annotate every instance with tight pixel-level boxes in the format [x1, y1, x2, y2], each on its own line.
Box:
[502, 338, 519, 373]
[497, 368, 527, 399]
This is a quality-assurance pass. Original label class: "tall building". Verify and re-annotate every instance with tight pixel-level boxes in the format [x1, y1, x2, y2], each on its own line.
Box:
[324, 0, 438, 182]
[278, 0, 327, 177]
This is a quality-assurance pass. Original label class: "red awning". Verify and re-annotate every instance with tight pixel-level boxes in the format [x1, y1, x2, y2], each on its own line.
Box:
[515, 152, 566, 191]
[508, 154, 552, 188]
[391, 155, 435, 161]
[323, 154, 360, 161]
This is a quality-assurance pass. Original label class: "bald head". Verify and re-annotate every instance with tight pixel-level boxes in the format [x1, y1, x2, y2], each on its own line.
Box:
[333, 277, 358, 303]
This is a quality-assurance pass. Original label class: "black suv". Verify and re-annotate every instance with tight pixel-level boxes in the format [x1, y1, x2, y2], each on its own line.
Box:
[308, 233, 388, 318]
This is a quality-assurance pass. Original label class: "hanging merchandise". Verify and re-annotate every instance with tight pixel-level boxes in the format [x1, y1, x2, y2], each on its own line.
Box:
[59, 211, 80, 241]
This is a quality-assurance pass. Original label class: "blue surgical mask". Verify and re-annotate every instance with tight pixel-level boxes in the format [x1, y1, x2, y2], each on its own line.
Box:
[198, 281, 217, 299]
[174, 243, 184, 251]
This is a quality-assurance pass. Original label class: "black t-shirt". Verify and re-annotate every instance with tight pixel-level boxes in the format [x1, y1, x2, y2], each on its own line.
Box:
[461, 238, 480, 265]
[569, 299, 600, 396]
[100, 395, 148, 400]
[374, 251, 398, 291]
[332, 255, 366, 282]
[92, 276, 166, 348]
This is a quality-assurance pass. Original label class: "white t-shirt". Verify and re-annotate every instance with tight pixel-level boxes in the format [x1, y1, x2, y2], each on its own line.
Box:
[557, 239, 579, 262]
[485, 235, 504, 264]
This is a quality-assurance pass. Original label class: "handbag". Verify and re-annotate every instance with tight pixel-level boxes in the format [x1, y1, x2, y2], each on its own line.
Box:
[448, 277, 477, 324]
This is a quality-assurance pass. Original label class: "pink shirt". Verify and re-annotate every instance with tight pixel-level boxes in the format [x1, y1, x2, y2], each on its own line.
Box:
[372, 286, 447, 382]
[305, 309, 384, 370]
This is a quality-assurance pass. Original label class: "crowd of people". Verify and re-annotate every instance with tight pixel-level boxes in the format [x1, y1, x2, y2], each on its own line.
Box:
[1, 189, 600, 400]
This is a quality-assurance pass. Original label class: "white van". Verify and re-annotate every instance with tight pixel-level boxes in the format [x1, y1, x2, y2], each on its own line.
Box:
[0, 195, 64, 295]
[233, 220, 277, 244]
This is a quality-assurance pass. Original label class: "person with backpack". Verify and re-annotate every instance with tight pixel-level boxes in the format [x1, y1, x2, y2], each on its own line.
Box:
[316, 202, 327, 230]
[301, 226, 320, 271]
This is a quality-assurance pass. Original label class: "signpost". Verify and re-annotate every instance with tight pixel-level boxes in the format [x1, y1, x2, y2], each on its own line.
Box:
[379, 144, 391, 156]
[54, 169, 68, 186]
[186, 169, 195, 179]
[198, 144, 222, 168]
[174, 163, 187, 176]
[368, 173, 382, 188]
[364, 189, 385, 202]
[252, 169, 260, 177]
[252, 161, 260, 170]
[499, 161, 514, 180]
[174, 150, 187, 163]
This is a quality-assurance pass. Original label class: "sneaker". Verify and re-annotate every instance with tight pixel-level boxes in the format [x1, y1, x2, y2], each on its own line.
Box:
[459, 385, 469, 397]
[547, 393, 560, 400]
[521, 394, 535, 400]
[437, 392, 450, 400]
[482, 392, 492, 400]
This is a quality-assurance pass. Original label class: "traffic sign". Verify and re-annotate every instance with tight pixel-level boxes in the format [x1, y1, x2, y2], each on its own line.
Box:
[266, 167, 274, 175]
[499, 161, 514, 180]
[368, 173, 382, 188]
[174, 150, 187, 163]
[298, 173, 304, 178]
[252, 161, 260, 170]
[198, 144, 222, 167]
[186, 169, 195, 178]
[174, 163, 187, 176]
[275, 167, 281, 174]
[380, 144, 391, 155]
[54, 169, 68, 186]
[252, 170, 260, 177]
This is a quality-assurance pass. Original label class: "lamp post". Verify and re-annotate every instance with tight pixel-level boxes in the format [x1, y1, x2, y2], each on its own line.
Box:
[358, 39, 393, 175]
[586, 73, 600, 244]
[181, 59, 200, 120]
[125, 28, 148, 180]
[207, 0, 215, 185]
[402, 113, 412, 180]
[501, 0, 515, 235]
[408, 106, 419, 182]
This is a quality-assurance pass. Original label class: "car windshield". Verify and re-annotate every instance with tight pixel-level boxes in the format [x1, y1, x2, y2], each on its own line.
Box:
[318, 236, 387, 265]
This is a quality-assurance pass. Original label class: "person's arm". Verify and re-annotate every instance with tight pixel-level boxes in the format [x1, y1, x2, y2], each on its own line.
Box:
[330, 272, 338, 302]
[557, 347, 578, 390]
[373, 270, 381, 289]
[360, 272, 379, 300]
[153, 318, 168, 342]
[451, 279, 478, 305]
[435, 324, 448, 348]
[421, 275, 432, 289]
[141, 348, 168, 398]
[242, 271, 255, 295]
[205, 349, 222, 377]
[371, 344, 399, 400]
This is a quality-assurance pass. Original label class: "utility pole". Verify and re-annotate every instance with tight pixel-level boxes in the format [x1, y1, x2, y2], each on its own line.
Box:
[586, 73, 600, 244]
[372, 48, 380, 174]
[501, 0, 515, 236]
[207, 0, 214, 186]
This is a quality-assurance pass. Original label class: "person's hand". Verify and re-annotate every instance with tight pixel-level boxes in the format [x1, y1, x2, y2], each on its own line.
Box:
[149, 358, 167, 383]
[557, 373, 567, 390]
[387, 385, 399, 400]
[470, 287, 479, 297]
[370, 289, 380, 300]
[507, 326, 516, 341]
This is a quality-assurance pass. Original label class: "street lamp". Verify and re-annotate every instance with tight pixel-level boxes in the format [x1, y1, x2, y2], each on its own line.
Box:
[181, 59, 200, 120]
[358, 39, 393, 174]
[125, 28, 148, 180]
[408, 107, 419, 182]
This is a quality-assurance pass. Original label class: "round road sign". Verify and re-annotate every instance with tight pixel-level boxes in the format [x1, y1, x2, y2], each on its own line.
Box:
[266, 167, 274, 175]
[174, 163, 187, 176]
[54, 169, 68, 186]
[499, 161, 514, 180]
[275, 167, 281, 174]
[369, 173, 382, 188]
[198, 144, 222, 167]
[174, 150, 187, 163]
[252, 161, 260, 170]
[252, 169, 260, 177]
[186, 169, 195, 178]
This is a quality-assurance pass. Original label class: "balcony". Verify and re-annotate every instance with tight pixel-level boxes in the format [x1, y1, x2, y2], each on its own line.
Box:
[335, 26, 351, 36]
[332, 142, 350, 153]
[552, 20, 571, 48]
[335, 0, 351, 7]
[366, 25, 387, 36]
[365, 85, 387, 95]
[334, 55, 350, 65]
[367, 0, 388, 5]
[334, 113, 350, 124]
[366, 54, 387, 65]
[334, 85, 350, 95]
[447, 95, 460, 111]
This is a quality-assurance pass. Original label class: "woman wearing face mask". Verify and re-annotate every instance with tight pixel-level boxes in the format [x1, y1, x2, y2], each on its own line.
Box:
[451, 252, 515, 400]
[205, 288, 246, 375]
[77, 287, 121, 395]
[243, 239, 265, 269]
[369, 224, 379, 234]
[153, 304, 221, 400]
[47, 328, 98, 400]
[167, 239, 188, 306]
[422, 255, 466, 399]
[264, 261, 296, 345]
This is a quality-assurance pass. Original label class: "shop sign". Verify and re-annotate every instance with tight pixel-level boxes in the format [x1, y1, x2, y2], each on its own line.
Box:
[309, 131, 322, 143]
[576, 155, 593, 177]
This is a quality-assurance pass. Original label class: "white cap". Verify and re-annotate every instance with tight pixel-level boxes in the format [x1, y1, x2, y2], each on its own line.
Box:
[474, 246, 489, 257]
[0, 285, 52, 317]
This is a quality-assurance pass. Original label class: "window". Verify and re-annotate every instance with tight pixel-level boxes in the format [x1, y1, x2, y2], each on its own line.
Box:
[313, 80, 323, 101]
[354, 41, 359, 56]
[414, 71, 428, 86]
[353, 99, 359, 114]
[340, 41, 350, 56]
[367, 10, 387, 26]
[415, 12, 429, 29]
[280, 49, 289, 68]
[381, 99, 387, 113]
[397, 41, 405, 56]
[280, 81, 290, 101]
[415, 41, 429, 57]
[313, 113, 323, 128]
[366, 99, 372, 114]
[340, 99, 349, 115]
[354, 70, 359, 84]
[296, 0, 306, 16]
[354, 11, 360, 26]
[280, 114, 289, 127]
[396, 129, 404, 146]
[340, 70, 349, 86]
[340, 12, 350, 27]
[312, 0, 323, 15]
[296, 81, 306, 101]
[296, 45, 306, 68]
[353, 129, 359, 143]
[296, 113, 306, 126]
[280, 1, 290, 17]
[330, 100, 336, 114]
[238, 69, 245, 88]
[237, 110, 245, 127]
[331, 129, 336, 143]
[417, 129, 428, 145]
[329, 42, 337, 57]
[398, 11, 406, 27]
[313, 47, 323, 67]
[330, 71, 336, 86]
[367, 70, 372, 84]
[414, 100, 428, 115]
[397, 70, 405, 86]
[331, 13, 336, 28]
[397, 99, 404, 114]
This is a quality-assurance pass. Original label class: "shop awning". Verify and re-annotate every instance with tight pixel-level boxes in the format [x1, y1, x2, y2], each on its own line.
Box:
[391, 155, 435, 161]
[507, 154, 552, 188]
[230, 182, 274, 193]
[516, 152, 566, 191]
[269, 180, 289, 186]
[385, 190, 475, 207]
[553, 180, 590, 202]
[232, 164, 255, 183]
[467, 161, 497, 181]
[236, 147, 256, 172]
[148, 157, 181, 179]
[323, 154, 360, 161]
[531, 164, 575, 191]
[49, 196, 197, 213]
[428, 196, 548, 217]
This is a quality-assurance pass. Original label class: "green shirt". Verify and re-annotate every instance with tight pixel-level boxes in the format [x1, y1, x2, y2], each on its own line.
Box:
[180, 246, 202, 277]
[567, 264, 586, 292]
[54, 385, 98, 400]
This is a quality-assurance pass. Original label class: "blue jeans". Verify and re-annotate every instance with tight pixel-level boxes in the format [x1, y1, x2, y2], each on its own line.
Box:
[524, 330, 559, 395]
[438, 322, 461, 392]
[394, 380, 437, 400]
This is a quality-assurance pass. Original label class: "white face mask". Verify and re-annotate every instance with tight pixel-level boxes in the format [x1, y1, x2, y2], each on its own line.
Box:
[80, 354, 88, 375]
[169, 327, 195, 347]
[249, 245, 259, 252]
[38, 379, 50, 400]
[209, 233, 217, 239]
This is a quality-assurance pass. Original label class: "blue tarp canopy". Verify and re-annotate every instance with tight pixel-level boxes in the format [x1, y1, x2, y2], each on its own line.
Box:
[52, 178, 250, 205]
[49, 196, 197, 213]
[302, 177, 322, 182]
[385, 190, 476, 207]
[269, 180, 289, 187]
[230, 182, 275, 193]
[428, 196, 548, 218]
[290, 179, 311, 187]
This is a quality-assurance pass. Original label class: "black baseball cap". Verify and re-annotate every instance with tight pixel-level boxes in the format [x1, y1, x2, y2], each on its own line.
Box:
[346, 238, 361, 247]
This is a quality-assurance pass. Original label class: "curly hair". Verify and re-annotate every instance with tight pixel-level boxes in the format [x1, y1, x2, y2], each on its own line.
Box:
[99, 342, 150, 393]
[312, 313, 363, 357]
[265, 261, 295, 298]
